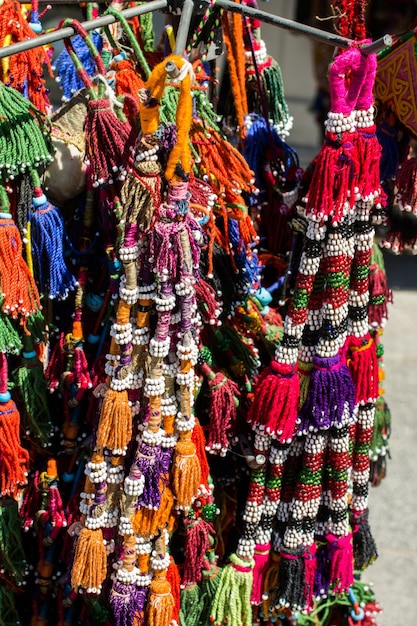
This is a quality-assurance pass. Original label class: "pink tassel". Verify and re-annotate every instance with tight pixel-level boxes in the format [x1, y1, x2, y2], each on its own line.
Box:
[326, 532, 354, 594]
[182, 517, 215, 585]
[247, 360, 300, 443]
[347, 334, 379, 404]
[200, 362, 240, 456]
[303, 543, 317, 611]
[251, 542, 271, 605]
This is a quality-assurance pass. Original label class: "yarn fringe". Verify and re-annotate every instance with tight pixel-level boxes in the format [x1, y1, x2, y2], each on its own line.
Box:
[247, 360, 300, 442]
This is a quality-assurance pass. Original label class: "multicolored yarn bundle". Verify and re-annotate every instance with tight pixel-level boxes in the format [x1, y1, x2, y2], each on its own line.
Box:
[0, 1, 401, 625]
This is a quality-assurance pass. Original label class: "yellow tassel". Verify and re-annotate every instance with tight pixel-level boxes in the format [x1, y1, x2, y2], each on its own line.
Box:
[146, 570, 175, 626]
[71, 527, 107, 593]
[171, 437, 200, 512]
[298, 360, 313, 408]
[96, 388, 132, 454]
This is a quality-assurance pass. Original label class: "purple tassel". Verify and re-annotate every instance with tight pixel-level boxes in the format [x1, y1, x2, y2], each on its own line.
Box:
[134, 441, 164, 509]
[298, 353, 355, 433]
[110, 579, 148, 626]
[313, 540, 330, 599]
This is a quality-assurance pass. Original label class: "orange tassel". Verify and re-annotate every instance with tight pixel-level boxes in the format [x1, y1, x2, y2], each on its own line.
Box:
[96, 388, 132, 454]
[71, 527, 107, 593]
[0, 214, 40, 323]
[0, 352, 29, 496]
[132, 478, 175, 538]
[146, 569, 175, 626]
[171, 435, 201, 512]
[192, 420, 210, 492]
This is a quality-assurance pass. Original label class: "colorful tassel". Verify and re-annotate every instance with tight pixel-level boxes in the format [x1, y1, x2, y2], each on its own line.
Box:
[210, 553, 254, 626]
[247, 360, 300, 442]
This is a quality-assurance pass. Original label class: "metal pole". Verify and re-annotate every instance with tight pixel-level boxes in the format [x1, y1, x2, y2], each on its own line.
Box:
[174, 0, 194, 55]
[0, 0, 168, 59]
[216, 0, 393, 54]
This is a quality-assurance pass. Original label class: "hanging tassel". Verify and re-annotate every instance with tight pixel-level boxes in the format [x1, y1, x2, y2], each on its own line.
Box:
[132, 477, 174, 538]
[0, 497, 27, 584]
[180, 583, 203, 626]
[298, 360, 313, 408]
[326, 532, 354, 594]
[0, 307, 22, 355]
[96, 388, 132, 455]
[183, 517, 215, 585]
[146, 569, 175, 626]
[62, 19, 133, 188]
[110, 534, 148, 626]
[247, 360, 300, 443]
[29, 181, 77, 300]
[199, 359, 239, 456]
[370, 395, 391, 485]
[210, 553, 254, 626]
[251, 542, 271, 605]
[0, 353, 29, 497]
[199, 562, 222, 626]
[0, 83, 54, 181]
[13, 337, 52, 446]
[71, 525, 107, 594]
[369, 245, 392, 329]
[166, 557, 181, 626]
[0, 0, 51, 112]
[351, 509, 378, 570]
[347, 334, 379, 404]
[171, 434, 201, 512]
[303, 543, 317, 611]
[298, 354, 355, 434]
[313, 539, 330, 600]
[191, 420, 210, 493]
[273, 548, 305, 612]
[0, 189, 41, 324]
[53, 30, 103, 101]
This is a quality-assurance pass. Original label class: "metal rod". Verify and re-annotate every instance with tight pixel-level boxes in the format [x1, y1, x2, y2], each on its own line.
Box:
[216, 0, 392, 54]
[0, 0, 168, 59]
[174, 0, 194, 55]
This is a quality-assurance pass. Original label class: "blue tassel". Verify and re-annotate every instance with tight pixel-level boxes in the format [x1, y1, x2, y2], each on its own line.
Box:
[30, 194, 78, 300]
[53, 31, 103, 101]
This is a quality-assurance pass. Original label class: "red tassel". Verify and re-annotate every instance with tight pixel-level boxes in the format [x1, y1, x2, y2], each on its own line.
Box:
[368, 262, 392, 329]
[247, 360, 300, 443]
[305, 137, 359, 225]
[191, 421, 210, 493]
[303, 543, 317, 611]
[200, 362, 240, 456]
[183, 517, 215, 585]
[326, 532, 354, 594]
[84, 99, 133, 187]
[166, 557, 181, 625]
[251, 542, 271, 605]
[347, 334, 379, 404]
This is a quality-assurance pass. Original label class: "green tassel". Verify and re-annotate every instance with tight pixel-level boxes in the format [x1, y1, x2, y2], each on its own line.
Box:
[0, 84, 54, 181]
[13, 338, 52, 446]
[26, 310, 47, 344]
[210, 553, 254, 626]
[0, 306, 22, 355]
[0, 585, 21, 626]
[199, 564, 222, 626]
[370, 396, 391, 463]
[180, 583, 203, 626]
[0, 498, 27, 585]
[298, 360, 313, 408]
